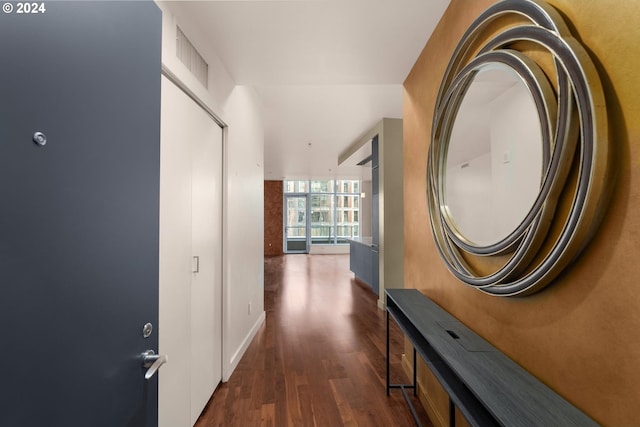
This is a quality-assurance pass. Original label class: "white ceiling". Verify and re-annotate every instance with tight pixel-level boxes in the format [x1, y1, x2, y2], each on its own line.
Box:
[174, 0, 450, 180]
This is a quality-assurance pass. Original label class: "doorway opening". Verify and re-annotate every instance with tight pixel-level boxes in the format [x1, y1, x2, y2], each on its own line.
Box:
[284, 194, 309, 253]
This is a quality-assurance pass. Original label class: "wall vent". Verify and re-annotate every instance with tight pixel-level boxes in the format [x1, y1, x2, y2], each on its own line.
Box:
[176, 26, 209, 89]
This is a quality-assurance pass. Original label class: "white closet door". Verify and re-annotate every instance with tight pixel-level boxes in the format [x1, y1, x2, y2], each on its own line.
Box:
[159, 76, 193, 427]
[190, 110, 223, 424]
[159, 75, 223, 427]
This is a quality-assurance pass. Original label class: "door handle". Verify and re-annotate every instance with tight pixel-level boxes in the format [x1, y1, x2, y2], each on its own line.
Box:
[141, 350, 168, 380]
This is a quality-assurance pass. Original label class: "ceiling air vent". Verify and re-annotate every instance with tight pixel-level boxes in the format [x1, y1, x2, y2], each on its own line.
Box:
[176, 26, 209, 89]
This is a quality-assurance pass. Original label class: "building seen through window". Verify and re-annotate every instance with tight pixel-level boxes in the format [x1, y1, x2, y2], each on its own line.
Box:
[284, 179, 360, 245]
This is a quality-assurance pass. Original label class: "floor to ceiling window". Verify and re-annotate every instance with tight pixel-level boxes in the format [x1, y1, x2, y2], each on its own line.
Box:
[284, 179, 360, 252]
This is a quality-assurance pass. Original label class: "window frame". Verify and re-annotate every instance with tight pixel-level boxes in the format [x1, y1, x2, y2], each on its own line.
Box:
[284, 179, 361, 245]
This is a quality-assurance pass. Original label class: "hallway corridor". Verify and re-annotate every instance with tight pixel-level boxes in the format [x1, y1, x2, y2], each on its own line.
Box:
[195, 254, 432, 427]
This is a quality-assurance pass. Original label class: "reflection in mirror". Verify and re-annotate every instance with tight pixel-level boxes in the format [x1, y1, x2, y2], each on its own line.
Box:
[444, 62, 543, 247]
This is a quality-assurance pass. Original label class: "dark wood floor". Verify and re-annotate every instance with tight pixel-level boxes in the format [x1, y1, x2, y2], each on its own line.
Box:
[195, 254, 432, 427]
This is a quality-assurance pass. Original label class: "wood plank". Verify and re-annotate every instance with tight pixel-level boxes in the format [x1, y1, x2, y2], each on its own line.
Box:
[194, 255, 432, 427]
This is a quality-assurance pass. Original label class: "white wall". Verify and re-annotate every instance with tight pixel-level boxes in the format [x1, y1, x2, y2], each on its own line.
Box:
[223, 86, 265, 378]
[446, 152, 493, 244]
[490, 83, 542, 241]
[445, 81, 542, 246]
[156, 1, 265, 383]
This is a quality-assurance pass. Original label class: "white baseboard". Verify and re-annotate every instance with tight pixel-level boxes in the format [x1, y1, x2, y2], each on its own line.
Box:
[309, 244, 350, 255]
[222, 310, 266, 382]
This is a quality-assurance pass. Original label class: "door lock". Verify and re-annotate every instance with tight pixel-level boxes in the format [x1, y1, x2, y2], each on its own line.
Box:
[142, 322, 153, 338]
[33, 132, 47, 146]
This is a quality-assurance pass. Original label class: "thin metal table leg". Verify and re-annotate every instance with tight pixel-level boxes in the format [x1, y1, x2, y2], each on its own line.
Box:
[387, 309, 422, 427]
[386, 309, 390, 396]
[413, 347, 417, 397]
[449, 398, 456, 427]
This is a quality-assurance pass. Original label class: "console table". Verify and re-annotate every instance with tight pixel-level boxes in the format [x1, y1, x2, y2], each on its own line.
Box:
[385, 289, 599, 427]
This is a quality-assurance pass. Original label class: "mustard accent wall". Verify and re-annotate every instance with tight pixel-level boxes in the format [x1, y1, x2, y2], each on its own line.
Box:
[403, 1, 640, 425]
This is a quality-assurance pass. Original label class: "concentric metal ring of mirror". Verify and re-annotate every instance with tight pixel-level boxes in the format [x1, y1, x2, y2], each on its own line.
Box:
[427, 0, 611, 296]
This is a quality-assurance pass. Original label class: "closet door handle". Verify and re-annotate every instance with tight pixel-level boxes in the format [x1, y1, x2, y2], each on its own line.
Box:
[192, 256, 199, 273]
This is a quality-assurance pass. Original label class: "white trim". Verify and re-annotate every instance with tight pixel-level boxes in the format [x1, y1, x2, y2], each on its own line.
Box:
[223, 310, 266, 381]
[309, 244, 350, 255]
[221, 122, 232, 383]
[221, 123, 231, 385]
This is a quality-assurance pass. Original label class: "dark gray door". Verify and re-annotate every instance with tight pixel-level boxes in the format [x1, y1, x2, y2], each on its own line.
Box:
[0, 2, 162, 426]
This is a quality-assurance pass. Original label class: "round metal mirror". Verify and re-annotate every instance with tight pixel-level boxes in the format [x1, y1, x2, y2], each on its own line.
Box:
[427, 0, 611, 296]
